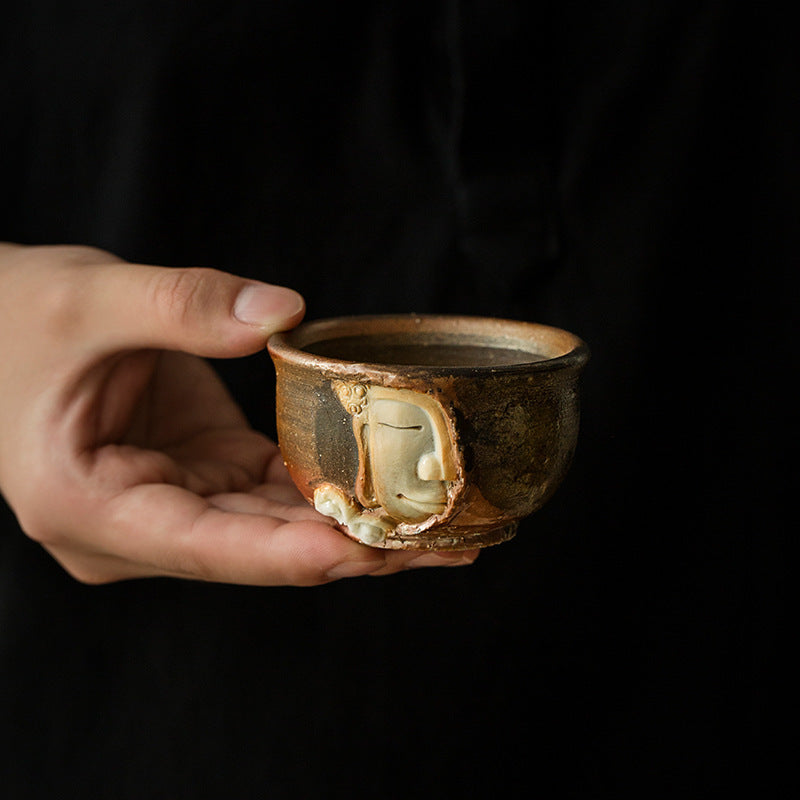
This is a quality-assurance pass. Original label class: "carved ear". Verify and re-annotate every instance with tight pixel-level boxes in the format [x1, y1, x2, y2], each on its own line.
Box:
[354, 422, 380, 508]
[417, 451, 445, 482]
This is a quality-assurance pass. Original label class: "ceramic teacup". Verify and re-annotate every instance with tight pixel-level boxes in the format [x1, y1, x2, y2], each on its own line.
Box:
[267, 314, 589, 550]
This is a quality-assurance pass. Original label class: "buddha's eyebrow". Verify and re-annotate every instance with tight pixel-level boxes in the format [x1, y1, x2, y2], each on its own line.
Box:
[378, 422, 423, 431]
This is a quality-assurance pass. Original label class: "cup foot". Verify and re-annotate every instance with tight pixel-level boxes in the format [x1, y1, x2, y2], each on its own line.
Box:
[342, 521, 519, 551]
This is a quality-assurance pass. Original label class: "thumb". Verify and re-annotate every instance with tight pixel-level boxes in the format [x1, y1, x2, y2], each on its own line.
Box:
[83, 263, 305, 358]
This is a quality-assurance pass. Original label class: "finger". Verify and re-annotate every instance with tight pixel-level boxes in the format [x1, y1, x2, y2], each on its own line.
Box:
[101, 483, 389, 585]
[43, 543, 168, 584]
[98, 483, 478, 586]
[0, 242, 22, 257]
[251, 479, 316, 506]
[76, 262, 305, 358]
[47, 515, 479, 585]
[264, 450, 304, 486]
[208, 491, 481, 576]
[334, 548, 479, 578]
[207, 489, 330, 520]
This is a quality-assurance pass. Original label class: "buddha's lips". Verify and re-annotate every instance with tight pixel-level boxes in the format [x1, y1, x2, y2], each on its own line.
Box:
[395, 494, 446, 510]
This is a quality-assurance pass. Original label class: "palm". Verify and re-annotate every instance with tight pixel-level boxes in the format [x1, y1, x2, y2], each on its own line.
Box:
[97, 349, 281, 496]
[56, 349, 335, 584]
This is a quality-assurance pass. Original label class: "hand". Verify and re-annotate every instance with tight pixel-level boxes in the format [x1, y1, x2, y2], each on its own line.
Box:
[0, 244, 478, 585]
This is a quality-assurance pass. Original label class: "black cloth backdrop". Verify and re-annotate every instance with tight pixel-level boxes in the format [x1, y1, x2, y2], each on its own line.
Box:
[0, 2, 790, 797]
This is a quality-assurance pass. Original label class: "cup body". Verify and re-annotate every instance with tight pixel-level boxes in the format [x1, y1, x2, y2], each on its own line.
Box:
[267, 314, 589, 550]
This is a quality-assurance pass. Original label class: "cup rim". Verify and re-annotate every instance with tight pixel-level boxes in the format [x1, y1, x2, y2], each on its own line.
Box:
[268, 313, 590, 376]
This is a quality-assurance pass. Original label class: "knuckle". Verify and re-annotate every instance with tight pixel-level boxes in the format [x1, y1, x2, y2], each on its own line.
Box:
[17, 510, 69, 549]
[18, 515, 120, 584]
[167, 547, 218, 582]
[150, 267, 225, 330]
[56, 557, 118, 586]
[156, 529, 219, 581]
[14, 502, 58, 546]
[35, 268, 86, 342]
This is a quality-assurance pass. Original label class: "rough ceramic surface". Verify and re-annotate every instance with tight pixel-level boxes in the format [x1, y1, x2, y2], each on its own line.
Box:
[267, 314, 589, 550]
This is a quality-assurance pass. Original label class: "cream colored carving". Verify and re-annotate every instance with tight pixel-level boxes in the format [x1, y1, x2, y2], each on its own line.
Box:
[313, 484, 390, 546]
[330, 382, 456, 534]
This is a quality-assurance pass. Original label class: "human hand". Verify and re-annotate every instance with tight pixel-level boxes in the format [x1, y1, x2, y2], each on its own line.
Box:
[0, 244, 478, 585]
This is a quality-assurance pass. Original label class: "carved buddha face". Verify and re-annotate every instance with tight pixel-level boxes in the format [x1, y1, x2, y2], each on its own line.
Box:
[333, 383, 456, 524]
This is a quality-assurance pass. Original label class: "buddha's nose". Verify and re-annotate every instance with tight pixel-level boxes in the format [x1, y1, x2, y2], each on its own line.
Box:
[417, 451, 444, 482]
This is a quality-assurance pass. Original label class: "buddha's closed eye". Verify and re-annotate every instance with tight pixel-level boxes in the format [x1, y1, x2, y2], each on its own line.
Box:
[378, 422, 423, 431]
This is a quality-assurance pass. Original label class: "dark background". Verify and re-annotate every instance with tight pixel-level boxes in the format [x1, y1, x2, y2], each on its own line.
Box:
[0, 2, 791, 796]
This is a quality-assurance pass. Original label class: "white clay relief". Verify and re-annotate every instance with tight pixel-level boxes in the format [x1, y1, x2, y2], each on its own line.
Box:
[313, 382, 457, 545]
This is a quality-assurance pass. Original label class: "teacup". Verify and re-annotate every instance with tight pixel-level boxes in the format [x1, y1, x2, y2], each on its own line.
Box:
[267, 314, 589, 550]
